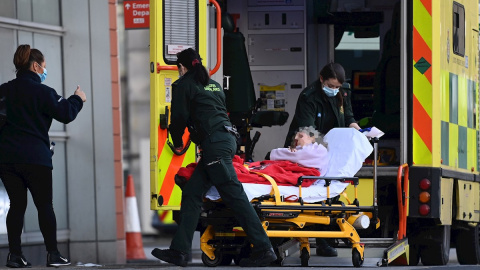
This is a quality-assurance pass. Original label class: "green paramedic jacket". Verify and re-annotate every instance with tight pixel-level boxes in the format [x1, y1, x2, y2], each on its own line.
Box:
[284, 79, 356, 147]
[169, 71, 231, 147]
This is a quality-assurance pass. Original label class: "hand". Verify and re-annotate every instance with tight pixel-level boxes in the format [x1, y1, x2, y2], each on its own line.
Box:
[74, 85, 87, 102]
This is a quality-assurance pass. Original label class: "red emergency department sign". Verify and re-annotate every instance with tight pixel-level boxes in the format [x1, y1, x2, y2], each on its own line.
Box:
[124, 0, 150, 29]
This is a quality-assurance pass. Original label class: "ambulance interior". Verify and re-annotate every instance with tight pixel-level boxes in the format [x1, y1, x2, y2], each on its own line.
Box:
[219, 0, 402, 168]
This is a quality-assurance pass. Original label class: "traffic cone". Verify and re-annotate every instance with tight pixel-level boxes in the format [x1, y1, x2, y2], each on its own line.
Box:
[125, 175, 147, 260]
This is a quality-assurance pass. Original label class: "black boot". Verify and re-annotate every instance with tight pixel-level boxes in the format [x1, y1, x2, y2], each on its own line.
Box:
[239, 247, 277, 267]
[315, 238, 338, 257]
[151, 248, 188, 267]
[6, 253, 31, 268]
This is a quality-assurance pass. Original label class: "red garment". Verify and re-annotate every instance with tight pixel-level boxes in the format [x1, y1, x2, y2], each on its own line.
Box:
[176, 155, 320, 187]
[176, 162, 197, 178]
[249, 160, 319, 187]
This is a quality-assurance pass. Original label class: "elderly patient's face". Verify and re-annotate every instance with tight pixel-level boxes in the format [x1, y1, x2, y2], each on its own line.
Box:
[295, 131, 315, 147]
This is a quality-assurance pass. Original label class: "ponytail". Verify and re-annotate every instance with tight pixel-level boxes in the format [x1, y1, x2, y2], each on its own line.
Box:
[13, 44, 44, 73]
[177, 48, 210, 86]
[192, 63, 210, 86]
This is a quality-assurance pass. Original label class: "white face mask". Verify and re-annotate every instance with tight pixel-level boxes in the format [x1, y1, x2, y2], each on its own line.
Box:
[36, 62, 47, 82]
[323, 86, 339, 97]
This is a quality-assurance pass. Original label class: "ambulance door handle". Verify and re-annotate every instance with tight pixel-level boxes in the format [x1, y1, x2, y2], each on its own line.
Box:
[209, 0, 222, 76]
[160, 106, 169, 129]
[157, 63, 177, 74]
[223, 76, 231, 91]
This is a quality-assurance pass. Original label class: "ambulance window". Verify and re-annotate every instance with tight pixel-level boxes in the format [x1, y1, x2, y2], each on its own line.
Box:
[452, 2, 465, 56]
[163, 0, 198, 64]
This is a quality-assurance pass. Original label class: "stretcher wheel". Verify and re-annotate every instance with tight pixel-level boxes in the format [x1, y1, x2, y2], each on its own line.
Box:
[201, 251, 231, 267]
[352, 249, 364, 267]
[300, 247, 309, 267]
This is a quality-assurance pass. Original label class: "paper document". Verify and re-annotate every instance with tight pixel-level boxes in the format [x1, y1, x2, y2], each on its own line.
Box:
[362, 126, 384, 138]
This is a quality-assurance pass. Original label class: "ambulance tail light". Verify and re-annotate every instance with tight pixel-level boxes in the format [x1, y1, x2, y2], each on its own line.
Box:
[419, 204, 430, 216]
[418, 178, 431, 216]
[419, 178, 431, 190]
[419, 191, 430, 203]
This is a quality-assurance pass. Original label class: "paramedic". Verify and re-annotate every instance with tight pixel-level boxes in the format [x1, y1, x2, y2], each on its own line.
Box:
[0, 44, 85, 268]
[151, 48, 277, 267]
[284, 62, 360, 148]
[283, 62, 360, 257]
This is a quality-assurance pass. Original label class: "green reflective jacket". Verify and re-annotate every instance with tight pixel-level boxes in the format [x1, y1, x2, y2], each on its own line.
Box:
[284, 80, 356, 147]
[169, 71, 230, 147]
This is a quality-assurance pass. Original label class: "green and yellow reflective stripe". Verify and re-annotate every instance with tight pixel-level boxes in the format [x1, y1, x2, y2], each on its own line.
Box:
[412, 0, 433, 165]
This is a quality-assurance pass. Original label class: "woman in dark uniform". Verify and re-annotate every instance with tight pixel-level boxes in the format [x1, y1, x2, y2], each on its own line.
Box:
[284, 62, 361, 257]
[151, 48, 276, 267]
[0, 44, 86, 268]
[285, 62, 360, 148]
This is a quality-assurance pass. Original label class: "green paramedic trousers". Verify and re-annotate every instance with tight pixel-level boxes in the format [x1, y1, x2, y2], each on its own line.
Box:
[170, 128, 271, 254]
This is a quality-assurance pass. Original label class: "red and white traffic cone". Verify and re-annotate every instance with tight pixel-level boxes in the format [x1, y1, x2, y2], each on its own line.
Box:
[125, 175, 146, 260]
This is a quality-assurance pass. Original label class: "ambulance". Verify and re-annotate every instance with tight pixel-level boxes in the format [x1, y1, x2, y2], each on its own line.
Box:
[149, 0, 480, 265]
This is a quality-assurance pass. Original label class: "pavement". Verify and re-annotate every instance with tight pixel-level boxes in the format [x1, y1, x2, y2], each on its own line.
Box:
[20, 234, 464, 270]
[0, 232, 467, 269]
[139, 233, 462, 268]
[141, 232, 204, 264]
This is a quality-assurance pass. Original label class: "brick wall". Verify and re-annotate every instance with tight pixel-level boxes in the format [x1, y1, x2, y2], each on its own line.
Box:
[109, 0, 126, 255]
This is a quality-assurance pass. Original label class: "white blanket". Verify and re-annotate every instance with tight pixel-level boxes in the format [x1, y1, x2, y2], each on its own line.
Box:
[205, 128, 373, 203]
[270, 143, 329, 174]
[323, 128, 373, 177]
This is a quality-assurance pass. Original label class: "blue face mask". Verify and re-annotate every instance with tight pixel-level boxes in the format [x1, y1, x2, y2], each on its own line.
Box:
[323, 86, 339, 97]
[36, 63, 47, 82]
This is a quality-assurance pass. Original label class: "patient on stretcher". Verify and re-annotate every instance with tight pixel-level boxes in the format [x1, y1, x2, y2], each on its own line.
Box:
[270, 126, 328, 174]
[177, 127, 373, 203]
[272, 126, 373, 178]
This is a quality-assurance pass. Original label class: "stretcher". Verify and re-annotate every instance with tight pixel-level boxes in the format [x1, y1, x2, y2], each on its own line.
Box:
[199, 173, 373, 267]
[195, 128, 380, 267]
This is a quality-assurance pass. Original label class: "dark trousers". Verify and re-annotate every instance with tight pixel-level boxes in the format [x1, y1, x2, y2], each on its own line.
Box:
[170, 129, 271, 254]
[0, 164, 58, 255]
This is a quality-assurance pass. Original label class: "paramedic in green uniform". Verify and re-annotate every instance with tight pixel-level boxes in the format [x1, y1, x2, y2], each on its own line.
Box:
[151, 48, 276, 267]
[284, 62, 361, 257]
[285, 62, 360, 148]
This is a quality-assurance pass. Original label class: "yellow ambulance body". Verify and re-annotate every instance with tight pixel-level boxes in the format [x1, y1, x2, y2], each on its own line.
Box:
[149, 0, 480, 265]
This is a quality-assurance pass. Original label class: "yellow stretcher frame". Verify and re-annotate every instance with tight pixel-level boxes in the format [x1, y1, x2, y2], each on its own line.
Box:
[199, 174, 368, 267]
[198, 141, 413, 267]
